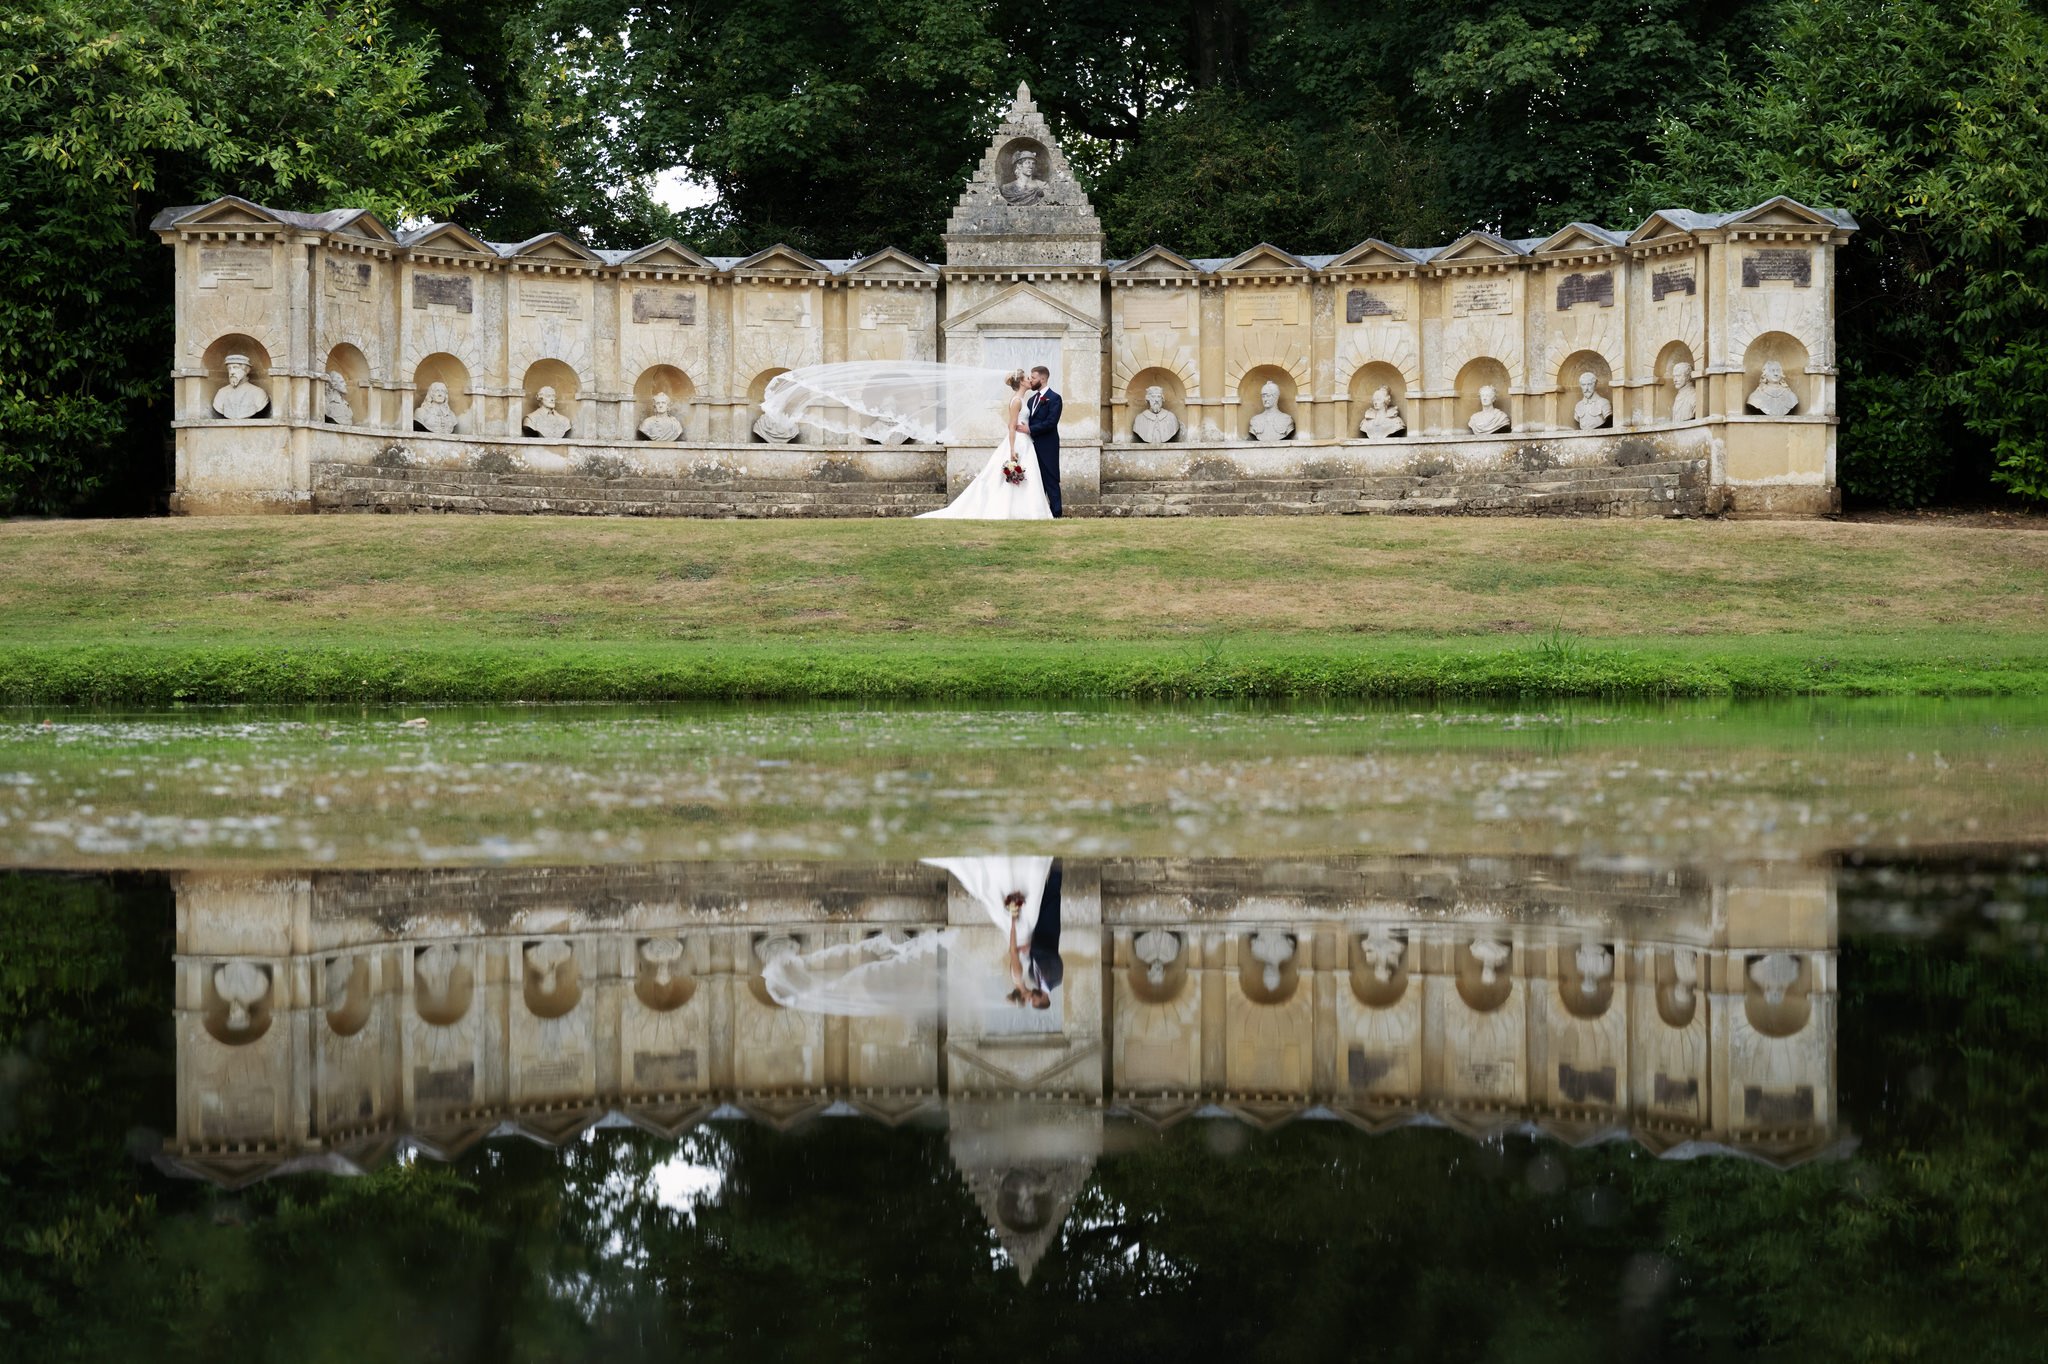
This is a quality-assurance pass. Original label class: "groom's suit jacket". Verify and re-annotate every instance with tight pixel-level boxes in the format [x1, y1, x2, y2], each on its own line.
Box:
[1026, 388, 1064, 516]
[1028, 858, 1064, 990]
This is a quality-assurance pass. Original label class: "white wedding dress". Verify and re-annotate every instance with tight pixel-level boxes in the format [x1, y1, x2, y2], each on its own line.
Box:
[918, 430, 1052, 520]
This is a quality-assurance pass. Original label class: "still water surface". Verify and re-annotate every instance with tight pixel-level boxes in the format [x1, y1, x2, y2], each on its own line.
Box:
[2, 700, 2043, 1359]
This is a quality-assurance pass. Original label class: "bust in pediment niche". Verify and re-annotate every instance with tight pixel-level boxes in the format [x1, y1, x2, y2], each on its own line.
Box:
[415, 381, 458, 434]
[1573, 371, 1612, 430]
[639, 391, 684, 442]
[1132, 385, 1179, 443]
[1748, 360, 1800, 416]
[1469, 386, 1510, 435]
[1669, 360, 1697, 422]
[525, 386, 572, 440]
[212, 354, 269, 420]
[322, 370, 353, 425]
[1000, 147, 1048, 206]
[1359, 386, 1405, 440]
[1248, 381, 1294, 441]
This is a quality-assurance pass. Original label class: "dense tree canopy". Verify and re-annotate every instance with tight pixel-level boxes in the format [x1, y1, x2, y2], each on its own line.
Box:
[2, 0, 2044, 510]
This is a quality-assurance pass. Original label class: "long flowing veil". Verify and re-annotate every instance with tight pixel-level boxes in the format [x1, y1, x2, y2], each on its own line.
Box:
[760, 361, 1017, 446]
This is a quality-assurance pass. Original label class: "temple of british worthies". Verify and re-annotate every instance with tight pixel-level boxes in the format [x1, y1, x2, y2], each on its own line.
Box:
[155, 85, 1854, 519]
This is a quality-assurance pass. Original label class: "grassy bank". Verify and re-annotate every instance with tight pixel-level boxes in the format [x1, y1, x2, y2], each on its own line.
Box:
[2, 516, 2045, 702]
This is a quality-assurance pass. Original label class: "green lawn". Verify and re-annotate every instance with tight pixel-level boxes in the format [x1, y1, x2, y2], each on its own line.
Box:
[2, 515, 2045, 701]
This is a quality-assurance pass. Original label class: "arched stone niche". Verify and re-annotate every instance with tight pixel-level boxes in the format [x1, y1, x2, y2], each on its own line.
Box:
[1347, 361, 1409, 439]
[1653, 341, 1697, 421]
[1456, 936, 1514, 1012]
[1238, 929, 1300, 1004]
[748, 367, 799, 443]
[413, 942, 474, 1026]
[1454, 356, 1512, 434]
[1126, 928, 1187, 1003]
[634, 364, 694, 442]
[998, 137, 1050, 195]
[1554, 350, 1614, 431]
[522, 939, 583, 1019]
[635, 935, 700, 1011]
[520, 358, 582, 439]
[747, 933, 800, 1006]
[1654, 946, 1700, 1028]
[1743, 952, 1812, 1037]
[203, 959, 274, 1044]
[1742, 332, 1810, 415]
[323, 343, 373, 426]
[201, 334, 274, 420]
[1236, 364, 1299, 441]
[1123, 366, 1187, 443]
[322, 954, 374, 1037]
[1556, 940, 1616, 1019]
[412, 353, 473, 433]
[1346, 928, 1408, 1007]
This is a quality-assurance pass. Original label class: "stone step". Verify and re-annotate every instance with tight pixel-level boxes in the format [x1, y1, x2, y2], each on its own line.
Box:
[1101, 462, 1702, 496]
[316, 467, 944, 496]
[322, 477, 944, 506]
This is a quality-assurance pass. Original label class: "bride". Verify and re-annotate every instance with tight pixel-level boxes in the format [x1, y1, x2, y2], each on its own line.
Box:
[758, 361, 1052, 521]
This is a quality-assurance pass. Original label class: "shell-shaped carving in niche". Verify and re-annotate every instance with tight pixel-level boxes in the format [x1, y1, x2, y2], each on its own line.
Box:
[185, 297, 276, 369]
[400, 312, 481, 377]
[1347, 927, 1408, 1008]
[508, 313, 595, 381]
[1336, 329, 1421, 394]
[1239, 929, 1300, 1003]
[635, 935, 699, 1012]
[1535, 312, 1623, 391]
[1440, 316, 1524, 388]
[1223, 332, 1311, 398]
[205, 959, 274, 1043]
[1112, 330, 1199, 394]
[323, 954, 374, 1037]
[523, 938, 583, 1020]
[413, 942, 474, 1026]
[1558, 941, 1616, 1019]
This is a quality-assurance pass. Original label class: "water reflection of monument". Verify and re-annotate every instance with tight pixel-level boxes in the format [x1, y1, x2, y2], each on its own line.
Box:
[163, 857, 1842, 1278]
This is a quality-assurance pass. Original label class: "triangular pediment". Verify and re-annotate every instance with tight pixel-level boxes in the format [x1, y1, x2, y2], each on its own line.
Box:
[735, 1095, 831, 1130]
[847, 1094, 944, 1125]
[947, 1038, 1102, 1093]
[845, 246, 937, 277]
[1723, 196, 1842, 231]
[333, 210, 397, 243]
[404, 222, 495, 257]
[1325, 238, 1417, 272]
[505, 232, 601, 263]
[1219, 1100, 1303, 1131]
[942, 280, 1104, 334]
[1221, 243, 1309, 275]
[1627, 211, 1702, 245]
[1434, 231, 1524, 262]
[1535, 223, 1623, 255]
[618, 1101, 715, 1139]
[733, 243, 829, 274]
[620, 239, 716, 272]
[1112, 245, 1201, 277]
[161, 196, 284, 231]
[1119, 1098, 1200, 1129]
[408, 1121, 497, 1160]
[508, 1106, 604, 1146]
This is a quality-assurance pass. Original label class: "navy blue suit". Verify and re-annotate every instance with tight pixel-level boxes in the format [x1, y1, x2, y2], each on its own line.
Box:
[1026, 387, 1063, 517]
[1028, 859, 1064, 991]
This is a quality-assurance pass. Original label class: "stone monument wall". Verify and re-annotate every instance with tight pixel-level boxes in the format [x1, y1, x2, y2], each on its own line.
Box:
[156, 85, 1852, 518]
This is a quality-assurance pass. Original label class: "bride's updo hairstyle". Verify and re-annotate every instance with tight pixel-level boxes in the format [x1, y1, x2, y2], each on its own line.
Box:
[1005, 368, 1027, 390]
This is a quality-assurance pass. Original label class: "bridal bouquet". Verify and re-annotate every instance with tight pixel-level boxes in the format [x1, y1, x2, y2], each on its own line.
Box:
[1001, 451, 1026, 486]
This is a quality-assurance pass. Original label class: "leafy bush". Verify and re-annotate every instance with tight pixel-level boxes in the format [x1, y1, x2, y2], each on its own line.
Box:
[1837, 359, 1952, 507]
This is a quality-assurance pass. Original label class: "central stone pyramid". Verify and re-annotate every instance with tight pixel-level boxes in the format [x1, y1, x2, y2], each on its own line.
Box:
[945, 83, 1103, 267]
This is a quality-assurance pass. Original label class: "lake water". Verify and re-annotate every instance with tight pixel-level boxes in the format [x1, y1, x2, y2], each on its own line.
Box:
[3, 701, 2044, 1359]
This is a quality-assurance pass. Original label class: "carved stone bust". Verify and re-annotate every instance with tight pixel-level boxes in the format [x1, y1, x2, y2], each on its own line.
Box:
[1469, 385, 1510, 436]
[1669, 360, 1697, 423]
[639, 390, 684, 442]
[1248, 380, 1294, 441]
[415, 381, 458, 435]
[525, 386, 572, 440]
[754, 406, 800, 443]
[321, 370, 353, 425]
[1000, 149, 1048, 206]
[1747, 360, 1799, 417]
[1132, 385, 1179, 443]
[1358, 386, 1405, 440]
[211, 354, 269, 420]
[1573, 372, 1612, 431]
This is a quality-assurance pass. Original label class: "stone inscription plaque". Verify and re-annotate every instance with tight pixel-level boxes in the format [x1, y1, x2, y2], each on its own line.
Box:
[1123, 290, 1189, 328]
[1651, 265, 1697, 301]
[1555, 270, 1614, 310]
[199, 247, 273, 290]
[325, 259, 372, 294]
[859, 298, 920, 329]
[631, 288, 696, 325]
[1742, 249, 1812, 287]
[1346, 289, 1398, 322]
[1235, 291, 1299, 325]
[413, 272, 473, 314]
[633, 1050, 699, 1087]
[746, 291, 812, 327]
[518, 282, 583, 319]
[1450, 279, 1513, 317]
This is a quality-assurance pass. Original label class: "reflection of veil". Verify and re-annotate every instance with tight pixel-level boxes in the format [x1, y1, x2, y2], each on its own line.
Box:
[761, 930, 945, 1018]
[760, 362, 1016, 446]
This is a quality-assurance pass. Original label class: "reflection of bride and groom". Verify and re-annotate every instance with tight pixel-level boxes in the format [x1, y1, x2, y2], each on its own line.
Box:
[762, 857, 1064, 1019]
[758, 360, 1064, 520]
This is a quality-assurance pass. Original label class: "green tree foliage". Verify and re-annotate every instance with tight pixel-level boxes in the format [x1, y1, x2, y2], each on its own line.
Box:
[1635, 0, 2048, 505]
[0, 0, 489, 515]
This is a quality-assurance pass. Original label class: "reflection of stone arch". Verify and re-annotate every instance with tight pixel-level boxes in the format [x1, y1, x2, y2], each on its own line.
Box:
[522, 939, 583, 1019]
[633, 364, 694, 440]
[200, 333, 274, 418]
[323, 343, 372, 425]
[1347, 929, 1408, 1008]
[1238, 930, 1300, 1004]
[520, 359, 582, 437]
[203, 959, 273, 1044]
[1741, 331, 1812, 413]
[1556, 941, 1616, 1019]
[1554, 349, 1615, 430]
[1743, 953, 1812, 1037]
[1335, 333, 1421, 395]
[413, 943, 474, 1026]
[1655, 947, 1700, 1028]
[1456, 937, 1514, 1012]
[323, 955, 374, 1036]
[1223, 337, 1310, 400]
[635, 936, 700, 1011]
[1127, 929, 1187, 1003]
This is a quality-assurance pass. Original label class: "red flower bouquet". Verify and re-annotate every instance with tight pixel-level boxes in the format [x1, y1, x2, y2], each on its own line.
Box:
[1001, 452, 1026, 486]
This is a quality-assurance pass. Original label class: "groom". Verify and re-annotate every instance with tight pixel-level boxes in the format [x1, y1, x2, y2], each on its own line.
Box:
[1024, 365, 1063, 517]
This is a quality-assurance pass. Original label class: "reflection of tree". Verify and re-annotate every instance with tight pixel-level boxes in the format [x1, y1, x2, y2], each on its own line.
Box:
[9, 869, 2048, 1359]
